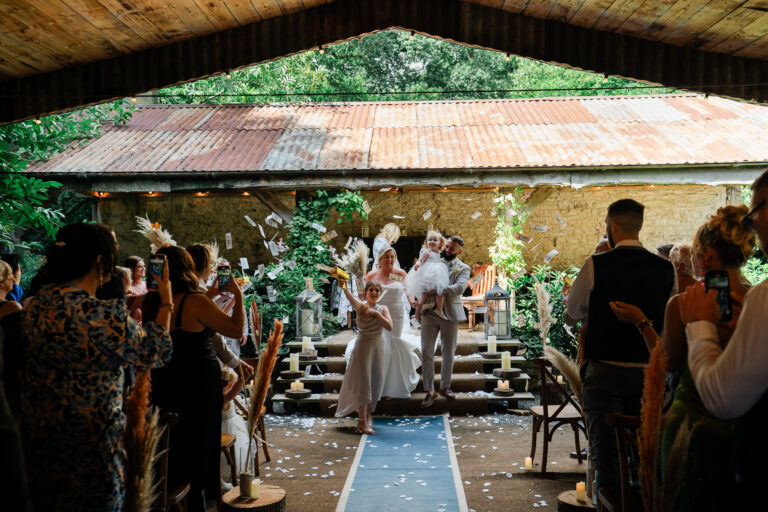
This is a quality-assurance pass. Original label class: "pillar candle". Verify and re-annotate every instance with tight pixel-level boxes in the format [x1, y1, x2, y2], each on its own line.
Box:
[289, 353, 299, 372]
[487, 335, 497, 353]
[501, 351, 511, 370]
[556, 375, 564, 385]
[576, 482, 586, 502]
[294, 379, 303, 391]
[524, 457, 533, 471]
[300, 309, 314, 336]
[495, 310, 508, 335]
[249, 478, 261, 499]
[503, 380, 509, 390]
[497, 379, 503, 389]
[302, 336, 312, 350]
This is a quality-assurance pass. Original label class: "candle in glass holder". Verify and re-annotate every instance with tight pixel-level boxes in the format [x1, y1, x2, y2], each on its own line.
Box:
[524, 456, 533, 471]
[249, 478, 261, 499]
[556, 375, 564, 385]
[289, 353, 299, 372]
[576, 481, 586, 502]
[501, 351, 511, 370]
[300, 309, 315, 336]
[487, 335, 497, 353]
[495, 310, 508, 335]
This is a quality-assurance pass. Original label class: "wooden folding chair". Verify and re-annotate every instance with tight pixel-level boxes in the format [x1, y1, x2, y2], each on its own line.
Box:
[529, 358, 587, 472]
[461, 264, 497, 329]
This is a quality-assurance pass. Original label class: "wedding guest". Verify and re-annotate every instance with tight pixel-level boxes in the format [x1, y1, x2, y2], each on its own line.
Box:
[335, 279, 392, 434]
[657, 243, 673, 260]
[611, 205, 754, 511]
[20, 223, 173, 512]
[373, 223, 401, 267]
[146, 245, 245, 512]
[124, 255, 147, 296]
[565, 199, 675, 502]
[0, 260, 22, 320]
[679, 169, 768, 506]
[186, 243, 252, 379]
[0, 254, 23, 303]
[669, 242, 697, 293]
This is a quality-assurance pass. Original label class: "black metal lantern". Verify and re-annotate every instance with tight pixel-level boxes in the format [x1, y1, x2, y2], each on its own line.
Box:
[295, 287, 323, 341]
[484, 279, 512, 340]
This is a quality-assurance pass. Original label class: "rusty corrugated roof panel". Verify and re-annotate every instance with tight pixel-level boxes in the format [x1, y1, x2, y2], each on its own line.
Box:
[24, 95, 768, 176]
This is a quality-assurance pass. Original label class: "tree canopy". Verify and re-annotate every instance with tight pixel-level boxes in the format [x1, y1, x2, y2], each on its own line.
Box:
[157, 30, 674, 103]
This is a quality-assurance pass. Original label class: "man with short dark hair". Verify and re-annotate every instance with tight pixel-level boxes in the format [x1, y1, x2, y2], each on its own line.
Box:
[565, 198, 675, 500]
[679, 169, 768, 505]
[419, 235, 470, 408]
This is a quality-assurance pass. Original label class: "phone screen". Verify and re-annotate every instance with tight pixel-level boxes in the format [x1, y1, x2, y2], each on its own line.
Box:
[147, 256, 164, 291]
[217, 265, 231, 289]
[705, 271, 732, 322]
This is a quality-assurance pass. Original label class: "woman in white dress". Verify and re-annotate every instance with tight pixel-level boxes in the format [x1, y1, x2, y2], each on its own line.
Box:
[345, 248, 422, 399]
[335, 280, 392, 435]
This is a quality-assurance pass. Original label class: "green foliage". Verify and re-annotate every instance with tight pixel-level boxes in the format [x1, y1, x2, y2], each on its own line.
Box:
[510, 265, 580, 360]
[489, 189, 530, 277]
[157, 30, 671, 103]
[242, 190, 369, 354]
[740, 184, 768, 284]
[0, 100, 135, 270]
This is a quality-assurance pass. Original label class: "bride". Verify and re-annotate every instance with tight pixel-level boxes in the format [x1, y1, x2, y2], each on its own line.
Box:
[345, 247, 422, 398]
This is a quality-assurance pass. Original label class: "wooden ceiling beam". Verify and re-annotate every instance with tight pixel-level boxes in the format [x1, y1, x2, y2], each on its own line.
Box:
[1, 0, 766, 125]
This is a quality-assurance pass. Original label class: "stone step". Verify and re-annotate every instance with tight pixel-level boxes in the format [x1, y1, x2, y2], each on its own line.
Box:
[280, 354, 525, 375]
[285, 337, 523, 358]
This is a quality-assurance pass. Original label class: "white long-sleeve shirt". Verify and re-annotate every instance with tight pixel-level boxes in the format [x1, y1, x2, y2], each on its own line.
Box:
[685, 279, 768, 419]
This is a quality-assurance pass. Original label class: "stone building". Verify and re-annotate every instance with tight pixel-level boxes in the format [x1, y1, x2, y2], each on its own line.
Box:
[26, 95, 768, 270]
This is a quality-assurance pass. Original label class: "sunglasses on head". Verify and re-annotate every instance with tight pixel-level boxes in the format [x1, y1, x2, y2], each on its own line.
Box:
[742, 198, 767, 233]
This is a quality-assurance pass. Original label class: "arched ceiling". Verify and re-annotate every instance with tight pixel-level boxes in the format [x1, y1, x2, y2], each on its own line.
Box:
[1, 0, 767, 125]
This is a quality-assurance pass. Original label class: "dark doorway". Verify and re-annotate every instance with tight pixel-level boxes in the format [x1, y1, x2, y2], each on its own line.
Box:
[362, 236, 424, 271]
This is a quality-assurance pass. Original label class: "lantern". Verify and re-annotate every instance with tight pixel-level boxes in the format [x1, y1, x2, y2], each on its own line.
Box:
[295, 286, 323, 341]
[485, 279, 512, 339]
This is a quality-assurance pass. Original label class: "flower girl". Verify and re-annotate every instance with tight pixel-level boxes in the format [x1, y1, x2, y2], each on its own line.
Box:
[405, 231, 449, 322]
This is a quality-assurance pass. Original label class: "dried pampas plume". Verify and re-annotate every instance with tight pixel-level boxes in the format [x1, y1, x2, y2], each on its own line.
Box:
[533, 277, 555, 344]
[135, 216, 176, 253]
[123, 370, 163, 512]
[245, 319, 283, 469]
[639, 342, 667, 512]
[543, 345, 582, 405]
[334, 239, 370, 285]
[208, 241, 222, 267]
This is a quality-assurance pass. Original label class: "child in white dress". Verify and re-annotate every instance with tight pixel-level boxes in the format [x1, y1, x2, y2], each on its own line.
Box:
[405, 231, 449, 322]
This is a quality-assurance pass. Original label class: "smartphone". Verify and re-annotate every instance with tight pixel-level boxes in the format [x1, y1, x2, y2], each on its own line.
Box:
[217, 264, 232, 290]
[704, 270, 732, 322]
[147, 254, 166, 291]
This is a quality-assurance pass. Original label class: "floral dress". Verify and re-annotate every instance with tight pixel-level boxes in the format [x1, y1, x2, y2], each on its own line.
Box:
[21, 285, 173, 512]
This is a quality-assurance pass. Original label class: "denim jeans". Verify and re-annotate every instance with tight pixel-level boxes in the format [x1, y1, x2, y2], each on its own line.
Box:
[581, 360, 644, 494]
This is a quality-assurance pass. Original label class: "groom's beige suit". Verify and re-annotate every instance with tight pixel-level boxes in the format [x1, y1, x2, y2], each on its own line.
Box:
[420, 256, 471, 392]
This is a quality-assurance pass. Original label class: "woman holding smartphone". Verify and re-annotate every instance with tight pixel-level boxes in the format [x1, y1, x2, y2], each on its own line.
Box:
[610, 205, 754, 512]
[145, 245, 245, 512]
[20, 223, 173, 512]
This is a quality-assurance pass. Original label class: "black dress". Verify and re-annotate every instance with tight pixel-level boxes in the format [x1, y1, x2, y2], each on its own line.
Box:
[152, 293, 222, 512]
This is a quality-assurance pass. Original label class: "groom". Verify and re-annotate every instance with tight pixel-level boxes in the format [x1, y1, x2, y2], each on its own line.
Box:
[420, 235, 471, 408]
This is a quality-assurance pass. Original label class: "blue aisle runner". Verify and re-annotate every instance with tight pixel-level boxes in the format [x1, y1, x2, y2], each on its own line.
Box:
[337, 415, 467, 512]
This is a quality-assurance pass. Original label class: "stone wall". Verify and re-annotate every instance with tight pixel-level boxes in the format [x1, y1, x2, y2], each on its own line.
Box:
[99, 185, 729, 271]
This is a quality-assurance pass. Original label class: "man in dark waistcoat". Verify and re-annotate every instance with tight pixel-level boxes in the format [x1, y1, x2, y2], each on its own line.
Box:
[680, 169, 768, 507]
[565, 199, 675, 501]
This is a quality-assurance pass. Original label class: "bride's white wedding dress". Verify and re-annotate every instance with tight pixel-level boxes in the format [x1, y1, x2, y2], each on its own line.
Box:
[345, 282, 421, 398]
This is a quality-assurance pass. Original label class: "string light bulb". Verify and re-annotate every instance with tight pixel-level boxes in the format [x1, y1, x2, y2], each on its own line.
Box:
[131, 96, 137, 103]
[410, 31, 415, 39]
[226, 71, 231, 79]
[34, 118, 41, 125]
[505, 53, 511, 61]
[603, 75, 609, 83]
[147, 191, 154, 196]
[318, 46, 325, 54]
[242, 191, 250, 196]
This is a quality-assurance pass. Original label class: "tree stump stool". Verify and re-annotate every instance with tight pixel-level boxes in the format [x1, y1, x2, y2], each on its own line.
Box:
[222, 485, 286, 512]
[557, 490, 595, 511]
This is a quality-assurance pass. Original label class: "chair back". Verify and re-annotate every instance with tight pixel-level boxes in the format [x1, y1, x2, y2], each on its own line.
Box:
[469, 264, 496, 297]
[604, 413, 641, 512]
[153, 412, 178, 512]
[534, 358, 584, 421]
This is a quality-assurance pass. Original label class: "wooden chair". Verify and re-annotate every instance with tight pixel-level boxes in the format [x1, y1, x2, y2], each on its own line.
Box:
[602, 413, 642, 512]
[461, 264, 497, 329]
[529, 358, 587, 473]
[220, 434, 238, 486]
[154, 412, 190, 512]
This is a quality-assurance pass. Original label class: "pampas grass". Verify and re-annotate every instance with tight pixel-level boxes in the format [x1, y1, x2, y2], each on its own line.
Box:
[533, 277, 555, 344]
[660, 418, 693, 512]
[245, 319, 283, 470]
[123, 370, 163, 512]
[543, 345, 582, 405]
[638, 342, 667, 512]
[334, 240, 369, 281]
[135, 216, 176, 253]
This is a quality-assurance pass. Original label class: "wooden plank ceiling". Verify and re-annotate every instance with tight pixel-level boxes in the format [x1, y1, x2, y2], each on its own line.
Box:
[1, 0, 767, 124]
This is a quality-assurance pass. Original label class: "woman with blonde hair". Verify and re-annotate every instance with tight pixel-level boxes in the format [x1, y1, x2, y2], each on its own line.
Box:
[0, 260, 21, 320]
[669, 242, 697, 292]
[373, 223, 401, 267]
[611, 204, 754, 511]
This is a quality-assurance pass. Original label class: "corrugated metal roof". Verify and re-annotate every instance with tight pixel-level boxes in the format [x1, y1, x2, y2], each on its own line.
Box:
[27, 95, 768, 175]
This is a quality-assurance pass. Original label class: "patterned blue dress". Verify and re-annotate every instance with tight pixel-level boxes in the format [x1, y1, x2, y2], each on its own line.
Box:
[21, 284, 173, 512]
